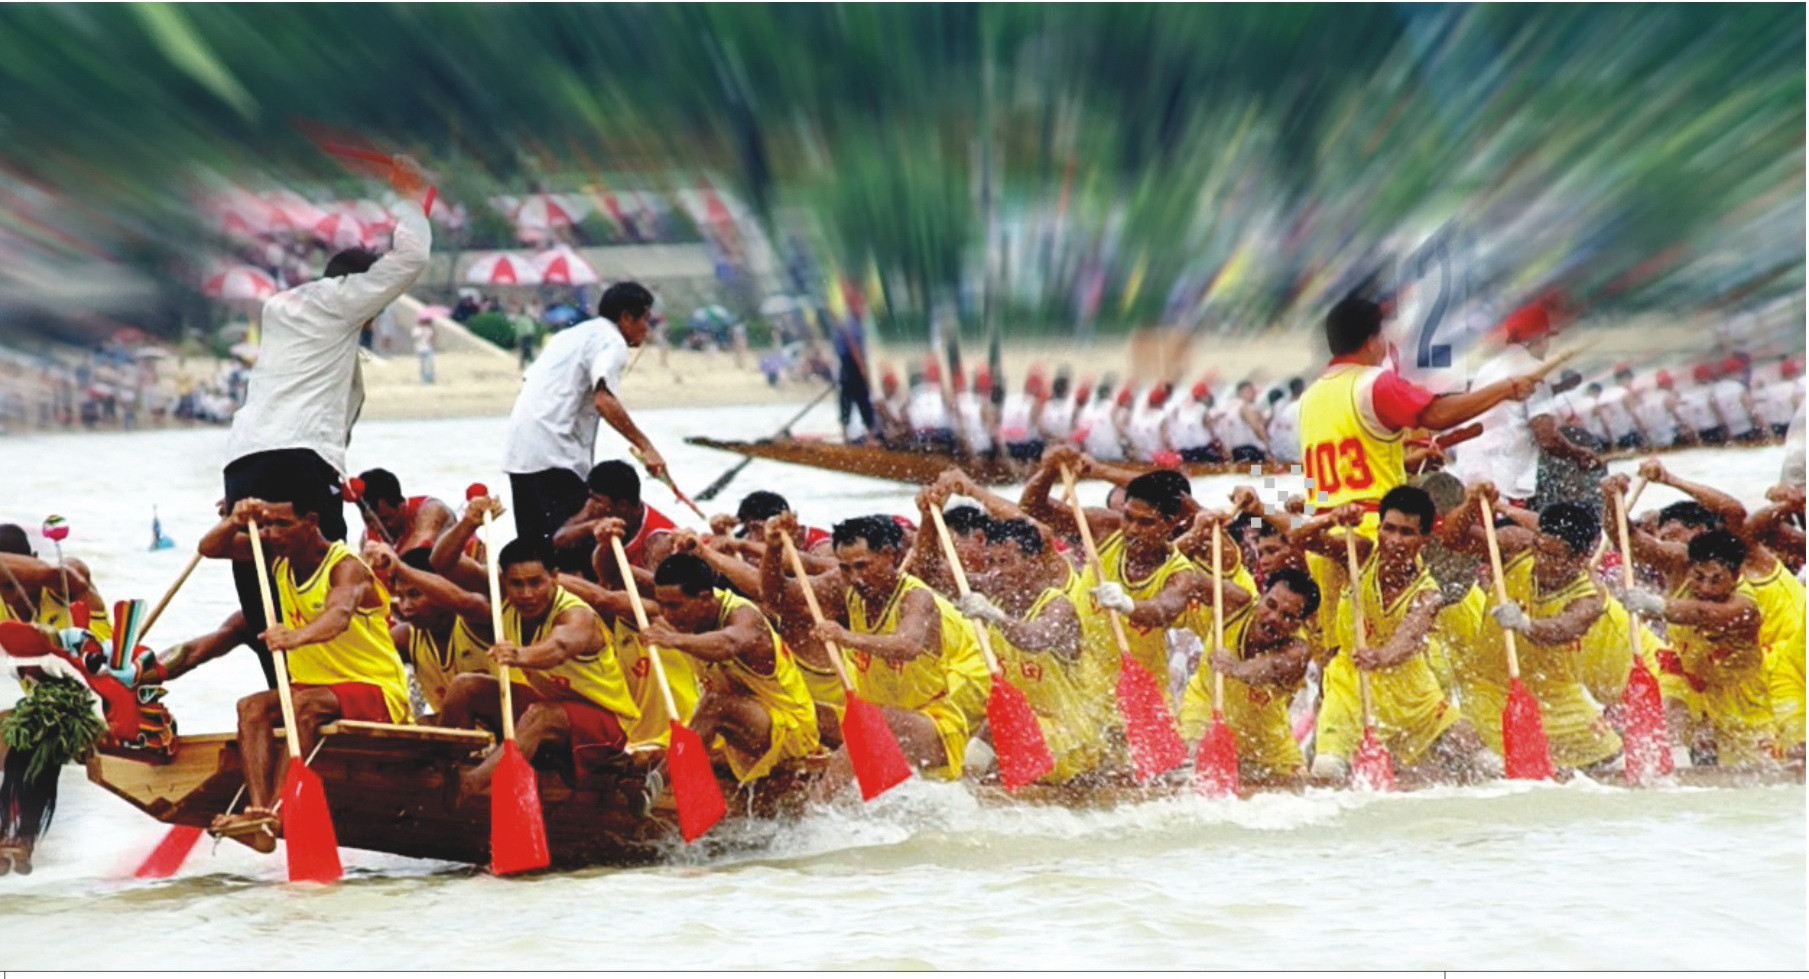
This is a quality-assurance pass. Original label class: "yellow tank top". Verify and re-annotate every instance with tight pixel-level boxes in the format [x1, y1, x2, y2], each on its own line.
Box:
[1299, 363, 1406, 508]
[845, 573, 989, 721]
[612, 615, 701, 745]
[1667, 579, 1774, 760]
[1083, 531, 1197, 693]
[1178, 602, 1300, 748]
[697, 590, 816, 736]
[1, 589, 114, 643]
[984, 585, 1086, 723]
[1334, 549, 1449, 713]
[1747, 563, 1806, 655]
[274, 541, 410, 723]
[503, 586, 639, 722]
[408, 617, 491, 712]
[1181, 546, 1259, 661]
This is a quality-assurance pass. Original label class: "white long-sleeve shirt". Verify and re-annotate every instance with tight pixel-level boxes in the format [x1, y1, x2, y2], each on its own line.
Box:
[225, 200, 431, 474]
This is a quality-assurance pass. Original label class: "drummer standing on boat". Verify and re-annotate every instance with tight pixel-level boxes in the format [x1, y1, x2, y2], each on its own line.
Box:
[220, 155, 432, 688]
[502, 281, 668, 572]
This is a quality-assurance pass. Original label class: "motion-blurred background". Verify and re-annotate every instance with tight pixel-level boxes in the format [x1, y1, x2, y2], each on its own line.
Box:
[0, 3, 1801, 427]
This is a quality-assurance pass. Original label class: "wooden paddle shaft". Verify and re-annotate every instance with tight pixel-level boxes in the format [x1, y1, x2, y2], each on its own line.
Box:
[246, 521, 304, 759]
[140, 551, 203, 639]
[1342, 529, 1377, 727]
[608, 536, 683, 720]
[1591, 477, 1648, 564]
[1210, 523, 1227, 714]
[480, 511, 517, 743]
[1476, 496, 1523, 681]
[926, 505, 1005, 676]
[1058, 465, 1139, 662]
[778, 533, 858, 691]
[1610, 484, 1649, 666]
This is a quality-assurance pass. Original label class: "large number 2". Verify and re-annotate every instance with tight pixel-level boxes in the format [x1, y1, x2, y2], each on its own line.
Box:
[1414, 238, 1452, 370]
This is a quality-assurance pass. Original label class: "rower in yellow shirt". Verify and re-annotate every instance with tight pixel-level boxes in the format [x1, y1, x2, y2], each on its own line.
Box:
[760, 512, 988, 786]
[364, 541, 493, 720]
[1018, 446, 1207, 707]
[1293, 485, 1493, 782]
[196, 495, 412, 847]
[439, 538, 641, 794]
[1620, 530, 1775, 767]
[642, 553, 819, 784]
[1437, 484, 1622, 771]
[1177, 565, 1321, 783]
[0, 524, 112, 643]
[1620, 462, 1803, 762]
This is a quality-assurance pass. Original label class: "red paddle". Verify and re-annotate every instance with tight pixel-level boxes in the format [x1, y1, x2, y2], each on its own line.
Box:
[1058, 466, 1188, 782]
[779, 534, 912, 800]
[926, 506, 1053, 789]
[467, 483, 551, 874]
[1343, 531, 1395, 791]
[1478, 496, 1554, 781]
[246, 521, 342, 882]
[133, 825, 204, 878]
[1609, 482, 1672, 784]
[1194, 523, 1240, 797]
[321, 142, 436, 216]
[607, 535, 726, 841]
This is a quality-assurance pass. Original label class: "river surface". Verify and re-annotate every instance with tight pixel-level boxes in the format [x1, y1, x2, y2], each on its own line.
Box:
[0, 405, 1801, 969]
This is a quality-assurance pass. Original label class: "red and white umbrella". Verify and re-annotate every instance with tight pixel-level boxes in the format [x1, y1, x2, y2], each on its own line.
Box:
[313, 212, 369, 249]
[534, 245, 599, 285]
[464, 252, 542, 286]
[202, 265, 279, 301]
[512, 193, 590, 230]
[261, 190, 330, 233]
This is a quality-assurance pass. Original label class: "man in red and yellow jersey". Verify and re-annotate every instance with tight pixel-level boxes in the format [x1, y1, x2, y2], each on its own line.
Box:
[1299, 294, 1544, 514]
[440, 538, 641, 794]
[643, 553, 819, 784]
[197, 494, 411, 846]
[364, 542, 493, 720]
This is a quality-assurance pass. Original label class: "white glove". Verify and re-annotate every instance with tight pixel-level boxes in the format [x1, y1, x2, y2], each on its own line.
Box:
[1621, 587, 1667, 617]
[1090, 581, 1136, 615]
[1489, 601, 1532, 633]
[956, 591, 1008, 625]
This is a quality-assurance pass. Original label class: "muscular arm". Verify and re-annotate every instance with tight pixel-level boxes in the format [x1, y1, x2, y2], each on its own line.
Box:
[1531, 414, 1599, 466]
[1125, 567, 1206, 629]
[428, 510, 490, 590]
[1357, 592, 1440, 669]
[1522, 594, 1605, 645]
[551, 498, 607, 551]
[594, 386, 659, 460]
[0, 552, 91, 595]
[555, 573, 637, 623]
[1217, 638, 1310, 688]
[651, 605, 773, 671]
[403, 499, 458, 550]
[503, 607, 602, 669]
[1662, 593, 1762, 638]
[196, 513, 254, 562]
[1289, 510, 1374, 565]
[277, 559, 375, 648]
[389, 559, 492, 632]
[1420, 375, 1536, 431]
[834, 588, 940, 664]
[992, 592, 1081, 664]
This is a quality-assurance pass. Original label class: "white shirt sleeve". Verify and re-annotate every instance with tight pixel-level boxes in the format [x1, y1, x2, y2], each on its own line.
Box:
[299, 199, 432, 329]
[590, 331, 628, 396]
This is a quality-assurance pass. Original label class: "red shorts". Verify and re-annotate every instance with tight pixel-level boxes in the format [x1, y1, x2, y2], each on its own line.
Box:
[508, 682, 628, 765]
[293, 682, 395, 723]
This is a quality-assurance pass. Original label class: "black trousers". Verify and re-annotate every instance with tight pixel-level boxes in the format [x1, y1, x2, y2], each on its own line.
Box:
[223, 448, 347, 689]
[837, 353, 876, 434]
[510, 469, 593, 575]
[1230, 444, 1267, 464]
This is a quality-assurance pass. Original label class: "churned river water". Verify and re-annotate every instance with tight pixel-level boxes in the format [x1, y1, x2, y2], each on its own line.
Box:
[0, 402, 1801, 969]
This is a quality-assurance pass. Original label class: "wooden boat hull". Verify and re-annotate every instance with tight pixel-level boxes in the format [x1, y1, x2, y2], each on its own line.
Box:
[86, 721, 823, 870]
[685, 436, 1296, 486]
[687, 433, 1788, 488]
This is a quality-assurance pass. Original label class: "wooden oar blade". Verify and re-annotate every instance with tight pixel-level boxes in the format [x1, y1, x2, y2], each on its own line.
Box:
[1501, 678, 1554, 781]
[986, 676, 1054, 790]
[1115, 654, 1188, 781]
[667, 720, 728, 842]
[133, 824, 204, 878]
[489, 740, 551, 874]
[1194, 712, 1240, 798]
[1619, 659, 1673, 785]
[841, 694, 913, 800]
[279, 763, 342, 883]
[1351, 727, 1395, 791]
